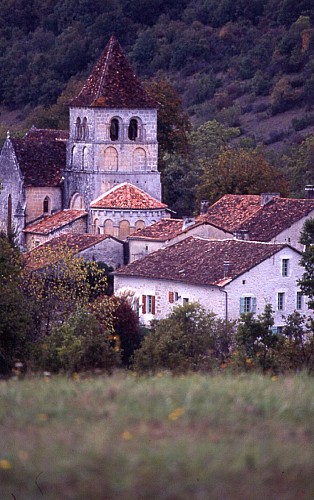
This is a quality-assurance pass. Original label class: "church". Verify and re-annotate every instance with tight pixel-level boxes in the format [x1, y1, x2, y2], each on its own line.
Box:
[0, 35, 169, 250]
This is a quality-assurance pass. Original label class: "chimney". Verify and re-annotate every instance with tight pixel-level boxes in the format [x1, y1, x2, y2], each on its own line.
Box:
[223, 261, 231, 278]
[234, 229, 250, 241]
[200, 200, 209, 215]
[261, 192, 280, 206]
[304, 185, 314, 199]
[182, 216, 195, 230]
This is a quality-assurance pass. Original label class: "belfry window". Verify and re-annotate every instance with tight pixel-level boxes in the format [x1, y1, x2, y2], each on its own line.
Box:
[128, 119, 138, 141]
[75, 117, 82, 140]
[110, 118, 119, 141]
[82, 117, 89, 140]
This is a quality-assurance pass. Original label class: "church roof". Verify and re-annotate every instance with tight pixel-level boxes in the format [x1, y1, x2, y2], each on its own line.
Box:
[90, 183, 167, 210]
[69, 35, 158, 109]
[11, 128, 67, 187]
[23, 209, 87, 235]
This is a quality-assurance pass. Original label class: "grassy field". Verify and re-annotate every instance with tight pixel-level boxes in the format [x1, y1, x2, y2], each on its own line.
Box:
[0, 372, 313, 500]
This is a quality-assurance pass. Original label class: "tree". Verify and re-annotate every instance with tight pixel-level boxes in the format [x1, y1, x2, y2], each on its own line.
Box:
[189, 120, 240, 162]
[0, 233, 33, 373]
[298, 218, 314, 309]
[197, 146, 289, 205]
[133, 303, 235, 373]
[21, 241, 108, 337]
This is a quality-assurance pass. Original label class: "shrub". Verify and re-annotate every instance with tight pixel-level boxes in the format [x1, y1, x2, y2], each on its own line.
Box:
[132, 303, 236, 374]
[292, 114, 314, 131]
[32, 308, 119, 373]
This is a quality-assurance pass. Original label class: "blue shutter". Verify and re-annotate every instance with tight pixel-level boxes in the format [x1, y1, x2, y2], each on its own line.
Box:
[252, 297, 257, 313]
[240, 297, 245, 314]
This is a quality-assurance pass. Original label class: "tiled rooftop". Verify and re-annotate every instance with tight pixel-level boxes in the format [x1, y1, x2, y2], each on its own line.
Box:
[90, 183, 167, 210]
[236, 197, 314, 241]
[11, 128, 67, 187]
[24, 210, 87, 234]
[69, 35, 158, 109]
[200, 194, 262, 232]
[116, 237, 288, 286]
[24, 233, 112, 270]
[128, 218, 202, 241]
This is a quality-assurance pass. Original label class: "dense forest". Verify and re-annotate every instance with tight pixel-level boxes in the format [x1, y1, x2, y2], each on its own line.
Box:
[1, 0, 314, 214]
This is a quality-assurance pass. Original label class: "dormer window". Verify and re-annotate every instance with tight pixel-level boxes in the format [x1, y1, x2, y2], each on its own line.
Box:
[128, 119, 138, 141]
[110, 118, 119, 141]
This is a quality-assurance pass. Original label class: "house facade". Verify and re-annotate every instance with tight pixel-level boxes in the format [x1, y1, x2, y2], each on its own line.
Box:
[115, 237, 308, 328]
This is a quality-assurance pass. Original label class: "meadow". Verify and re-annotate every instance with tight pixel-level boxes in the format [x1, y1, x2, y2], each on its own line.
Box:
[0, 372, 313, 499]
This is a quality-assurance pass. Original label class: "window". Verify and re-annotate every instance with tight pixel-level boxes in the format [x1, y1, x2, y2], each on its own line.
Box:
[110, 118, 119, 141]
[183, 298, 189, 304]
[128, 119, 138, 140]
[282, 259, 289, 277]
[75, 117, 82, 140]
[277, 292, 285, 311]
[240, 296, 256, 314]
[43, 196, 50, 214]
[82, 117, 89, 140]
[142, 294, 155, 314]
[296, 292, 303, 310]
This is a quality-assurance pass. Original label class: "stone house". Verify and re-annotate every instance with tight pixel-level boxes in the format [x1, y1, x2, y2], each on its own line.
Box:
[115, 236, 308, 329]
[0, 35, 167, 249]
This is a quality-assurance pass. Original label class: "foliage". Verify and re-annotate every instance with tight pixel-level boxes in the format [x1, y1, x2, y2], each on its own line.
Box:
[284, 133, 314, 196]
[133, 303, 236, 373]
[21, 241, 108, 337]
[196, 146, 289, 205]
[0, 233, 33, 373]
[189, 119, 240, 162]
[235, 305, 279, 372]
[277, 312, 314, 372]
[298, 218, 314, 309]
[32, 308, 119, 373]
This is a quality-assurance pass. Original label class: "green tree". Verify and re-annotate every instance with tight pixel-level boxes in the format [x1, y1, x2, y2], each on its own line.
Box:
[133, 303, 235, 374]
[0, 233, 33, 373]
[298, 218, 314, 309]
[197, 146, 289, 205]
[189, 119, 240, 162]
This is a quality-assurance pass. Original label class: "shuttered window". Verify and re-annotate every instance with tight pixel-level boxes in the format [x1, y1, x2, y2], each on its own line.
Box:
[142, 295, 155, 314]
[240, 297, 257, 314]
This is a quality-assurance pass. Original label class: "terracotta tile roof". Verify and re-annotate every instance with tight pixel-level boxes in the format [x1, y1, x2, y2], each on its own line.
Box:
[200, 194, 262, 232]
[24, 233, 112, 270]
[11, 128, 67, 187]
[236, 197, 314, 241]
[69, 35, 158, 109]
[90, 183, 167, 210]
[116, 237, 289, 286]
[128, 218, 203, 241]
[24, 210, 87, 235]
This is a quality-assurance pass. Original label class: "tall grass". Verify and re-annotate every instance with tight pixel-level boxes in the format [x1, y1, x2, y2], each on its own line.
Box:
[0, 373, 313, 499]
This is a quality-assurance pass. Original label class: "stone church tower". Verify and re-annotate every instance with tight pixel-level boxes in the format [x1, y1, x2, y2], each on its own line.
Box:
[63, 35, 162, 232]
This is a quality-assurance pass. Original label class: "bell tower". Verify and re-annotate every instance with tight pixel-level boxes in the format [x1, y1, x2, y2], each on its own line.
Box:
[63, 36, 161, 216]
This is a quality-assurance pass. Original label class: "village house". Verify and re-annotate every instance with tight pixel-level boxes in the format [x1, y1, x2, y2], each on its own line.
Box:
[128, 191, 314, 262]
[0, 35, 167, 250]
[115, 236, 308, 330]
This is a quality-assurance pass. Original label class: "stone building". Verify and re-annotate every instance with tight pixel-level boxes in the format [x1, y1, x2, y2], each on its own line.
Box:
[0, 35, 168, 249]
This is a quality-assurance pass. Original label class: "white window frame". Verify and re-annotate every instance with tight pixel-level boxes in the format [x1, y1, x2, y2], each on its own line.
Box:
[277, 292, 285, 311]
[281, 258, 289, 277]
[240, 296, 257, 314]
[296, 292, 303, 310]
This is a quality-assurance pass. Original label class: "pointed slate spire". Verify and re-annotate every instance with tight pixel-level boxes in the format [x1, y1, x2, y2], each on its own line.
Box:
[69, 35, 158, 109]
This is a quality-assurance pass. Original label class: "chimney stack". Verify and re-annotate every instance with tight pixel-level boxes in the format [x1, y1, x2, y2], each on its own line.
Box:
[182, 216, 195, 230]
[261, 193, 280, 206]
[200, 200, 209, 215]
[234, 229, 250, 241]
[304, 185, 314, 199]
[223, 261, 231, 278]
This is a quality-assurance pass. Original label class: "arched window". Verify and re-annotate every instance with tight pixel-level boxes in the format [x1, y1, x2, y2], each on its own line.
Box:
[82, 147, 88, 170]
[135, 220, 145, 231]
[104, 219, 114, 236]
[82, 117, 89, 140]
[70, 146, 75, 168]
[128, 119, 138, 141]
[75, 117, 82, 140]
[43, 196, 50, 214]
[110, 118, 119, 141]
[119, 220, 130, 240]
[104, 147, 118, 171]
[133, 148, 147, 171]
[70, 193, 85, 210]
[93, 218, 100, 234]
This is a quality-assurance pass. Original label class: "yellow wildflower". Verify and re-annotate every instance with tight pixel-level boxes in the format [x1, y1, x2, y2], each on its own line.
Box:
[121, 431, 133, 440]
[168, 407, 185, 421]
[0, 459, 12, 470]
[37, 413, 48, 422]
